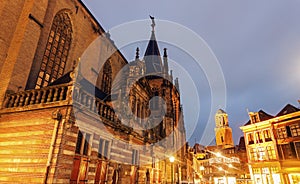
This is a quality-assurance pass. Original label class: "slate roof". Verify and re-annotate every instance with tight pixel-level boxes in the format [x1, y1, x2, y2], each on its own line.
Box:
[276, 104, 300, 117]
[49, 71, 108, 101]
[144, 31, 163, 74]
[244, 103, 300, 126]
[237, 136, 246, 150]
[244, 110, 274, 125]
[216, 109, 226, 114]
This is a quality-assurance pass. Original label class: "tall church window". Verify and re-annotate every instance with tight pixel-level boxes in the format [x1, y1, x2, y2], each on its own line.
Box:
[101, 60, 112, 94]
[36, 11, 72, 89]
[150, 89, 159, 110]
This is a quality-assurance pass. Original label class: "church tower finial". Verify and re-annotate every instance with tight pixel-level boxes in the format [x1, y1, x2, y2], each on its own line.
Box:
[149, 15, 155, 32]
[144, 15, 163, 74]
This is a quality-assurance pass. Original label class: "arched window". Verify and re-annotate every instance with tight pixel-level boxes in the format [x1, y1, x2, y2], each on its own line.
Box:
[101, 60, 112, 94]
[35, 11, 72, 89]
[150, 90, 159, 110]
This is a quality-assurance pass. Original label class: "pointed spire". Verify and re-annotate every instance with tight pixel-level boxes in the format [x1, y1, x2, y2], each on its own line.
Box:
[163, 48, 169, 74]
[175, 78, 180, 93]
[144, 16, 163, 74]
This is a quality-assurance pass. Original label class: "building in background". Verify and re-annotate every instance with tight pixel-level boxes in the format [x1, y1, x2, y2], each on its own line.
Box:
[240, 103, 300, 184]
[193, 110, 250, 184]
[0, 1, 188, 183]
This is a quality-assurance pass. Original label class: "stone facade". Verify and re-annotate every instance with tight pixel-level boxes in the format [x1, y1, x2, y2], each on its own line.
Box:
[0, 1, 189, 183]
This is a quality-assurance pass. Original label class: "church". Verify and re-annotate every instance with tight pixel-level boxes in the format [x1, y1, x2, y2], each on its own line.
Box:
[0, 1, 190, 183]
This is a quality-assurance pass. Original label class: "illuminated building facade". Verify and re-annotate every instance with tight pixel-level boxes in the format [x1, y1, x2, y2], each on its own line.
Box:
[215, 109, 234, 149]
[0, 1, 188, 183]
[193, 110, 250, 184]
[240, 103, 300, 184]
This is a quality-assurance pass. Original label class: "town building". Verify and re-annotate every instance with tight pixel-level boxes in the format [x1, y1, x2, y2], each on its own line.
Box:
[240, 103, 300, 184]
[193, 110, 250, 184]
[0, 1, 189, 183]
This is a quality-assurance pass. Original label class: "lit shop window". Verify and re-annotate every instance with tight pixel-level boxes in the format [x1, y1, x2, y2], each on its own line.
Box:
[266, 146, 276, 160]
[249, 148, 258, 161]
[257, 147, 266, 161]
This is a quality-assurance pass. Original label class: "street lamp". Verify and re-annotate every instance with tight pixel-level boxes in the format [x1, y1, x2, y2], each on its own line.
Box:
[218, 167, 223, 171]
[216, 152, 222, 157]
[169, 156, 175, 184]
[200, 166, 205, 171]
[169, 156, 175, 163]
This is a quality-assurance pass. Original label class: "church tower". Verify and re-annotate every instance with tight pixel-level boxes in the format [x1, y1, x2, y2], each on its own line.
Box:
[144, 16, 163, 74]
[214, 109, 234, 148]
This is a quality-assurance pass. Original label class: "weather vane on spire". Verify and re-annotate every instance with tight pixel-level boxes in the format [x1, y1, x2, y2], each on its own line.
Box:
[149, 15, 155, 31]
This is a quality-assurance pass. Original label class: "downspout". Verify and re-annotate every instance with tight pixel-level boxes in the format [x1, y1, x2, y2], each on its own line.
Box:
[44, 109, 62, 184]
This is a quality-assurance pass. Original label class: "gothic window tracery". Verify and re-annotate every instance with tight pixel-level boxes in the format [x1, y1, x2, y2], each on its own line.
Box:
[36, 11, 72, 89]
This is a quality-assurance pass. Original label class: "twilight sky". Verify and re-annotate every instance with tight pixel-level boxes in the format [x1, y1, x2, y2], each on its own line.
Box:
[82, 0, 300, 145]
